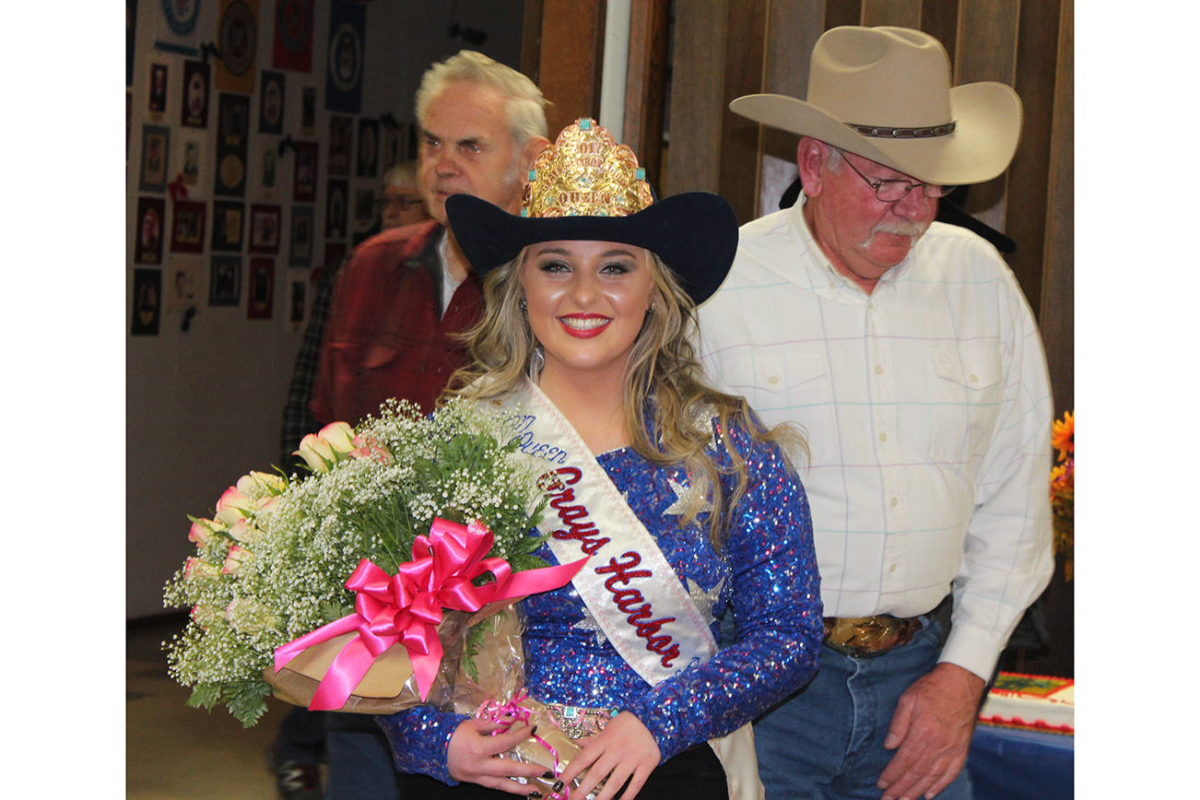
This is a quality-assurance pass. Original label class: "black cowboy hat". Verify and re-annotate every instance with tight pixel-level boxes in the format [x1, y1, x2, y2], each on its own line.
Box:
[446, 191, 738, 306]
[445, 118, 738, 306]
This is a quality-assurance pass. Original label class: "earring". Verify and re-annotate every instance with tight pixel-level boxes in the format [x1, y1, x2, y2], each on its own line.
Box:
[646, 304, 655, 315]
[527, 344, 545, 382]
[519, 297, 528, 312]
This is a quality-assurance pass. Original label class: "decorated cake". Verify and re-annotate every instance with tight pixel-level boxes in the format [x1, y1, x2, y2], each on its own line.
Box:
[978, 672, 1074, 734]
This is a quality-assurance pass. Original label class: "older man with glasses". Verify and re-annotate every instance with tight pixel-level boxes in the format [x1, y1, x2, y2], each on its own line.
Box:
[699, 26, 1054, 800]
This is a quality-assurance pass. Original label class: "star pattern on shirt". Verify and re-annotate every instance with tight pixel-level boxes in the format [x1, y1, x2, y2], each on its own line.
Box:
[691, 403, 718, 446]
[664, 476, 711, 517]
[686, 577, 723, 623]
[571, 608, 609, 646]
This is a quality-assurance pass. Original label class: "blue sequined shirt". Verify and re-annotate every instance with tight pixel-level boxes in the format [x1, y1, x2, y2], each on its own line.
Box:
[377, 414, 822, 784]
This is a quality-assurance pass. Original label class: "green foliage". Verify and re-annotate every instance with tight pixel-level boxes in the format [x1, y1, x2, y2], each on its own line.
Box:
[162, 398, 550, 726]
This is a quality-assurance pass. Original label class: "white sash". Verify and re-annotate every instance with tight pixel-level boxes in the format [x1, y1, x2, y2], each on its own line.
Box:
[491, 379, 764, 800]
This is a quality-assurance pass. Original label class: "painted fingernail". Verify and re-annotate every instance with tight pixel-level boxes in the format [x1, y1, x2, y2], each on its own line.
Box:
[542, 771, 555, 780]
[552, 780, 565, 792]
[528, 792, 542, 799]
[530, 725, 538, 736]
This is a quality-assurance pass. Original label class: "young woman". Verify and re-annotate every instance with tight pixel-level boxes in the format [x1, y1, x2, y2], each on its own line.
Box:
[378, 119, 822, 800]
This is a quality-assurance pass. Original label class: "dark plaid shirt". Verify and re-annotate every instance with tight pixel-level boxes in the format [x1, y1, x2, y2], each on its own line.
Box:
[280, 256, 345, 466]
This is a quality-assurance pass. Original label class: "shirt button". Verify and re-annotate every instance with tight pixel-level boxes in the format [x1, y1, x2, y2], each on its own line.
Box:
[768, 375, 779, 385]
[890, 497, 898, 508]
[879, 432, 888, 443]
[969, 374, 979, 384]
[874, 365, 884, 375]
[889, 563, 898, 573]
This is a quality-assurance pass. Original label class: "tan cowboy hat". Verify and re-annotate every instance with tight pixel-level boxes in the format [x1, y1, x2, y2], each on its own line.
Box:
[730, 26, 1022, 186]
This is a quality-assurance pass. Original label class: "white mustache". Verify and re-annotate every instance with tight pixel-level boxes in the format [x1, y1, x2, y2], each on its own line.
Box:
[872, 219, 930, 237]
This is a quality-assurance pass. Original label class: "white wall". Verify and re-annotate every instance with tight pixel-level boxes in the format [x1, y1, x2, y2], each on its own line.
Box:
[127, 0, 525, 618]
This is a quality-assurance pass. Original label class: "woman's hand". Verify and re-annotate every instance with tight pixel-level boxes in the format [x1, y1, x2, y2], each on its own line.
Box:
[447, 717, 548, 795]
[558, 711, 661, 800]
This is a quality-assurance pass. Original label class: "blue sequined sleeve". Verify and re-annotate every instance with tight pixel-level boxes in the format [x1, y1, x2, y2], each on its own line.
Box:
[622, 417, 823, 760]
[375, 706, 468, 785]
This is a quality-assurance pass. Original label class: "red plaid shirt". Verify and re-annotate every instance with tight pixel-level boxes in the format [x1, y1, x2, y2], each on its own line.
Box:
[310, 221, 483, 425]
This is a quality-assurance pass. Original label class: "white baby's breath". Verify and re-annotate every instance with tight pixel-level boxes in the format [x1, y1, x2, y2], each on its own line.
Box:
[163, 398, 546, 726]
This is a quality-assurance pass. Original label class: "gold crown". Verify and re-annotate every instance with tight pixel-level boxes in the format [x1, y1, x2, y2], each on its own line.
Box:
[521, 118, 654, 219]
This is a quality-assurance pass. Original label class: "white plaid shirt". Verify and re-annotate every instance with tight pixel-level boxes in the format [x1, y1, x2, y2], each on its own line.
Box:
[698, 199, 1053, 679]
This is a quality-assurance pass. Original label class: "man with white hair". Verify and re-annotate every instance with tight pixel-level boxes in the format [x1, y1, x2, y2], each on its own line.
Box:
[311, 49, 549, 424]
[699, 27, 1053, 800]
[375, 161, 429, 232]
[303, 50, 548, 799]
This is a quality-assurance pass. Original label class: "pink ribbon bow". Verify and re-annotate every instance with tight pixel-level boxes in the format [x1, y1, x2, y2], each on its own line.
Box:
[274, 518, 586, 711]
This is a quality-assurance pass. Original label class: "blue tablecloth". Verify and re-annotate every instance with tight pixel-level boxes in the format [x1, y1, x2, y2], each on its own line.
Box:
[967, 723, 1074, 799]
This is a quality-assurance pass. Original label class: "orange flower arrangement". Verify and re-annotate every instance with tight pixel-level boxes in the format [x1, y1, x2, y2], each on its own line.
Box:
[1050, 411, 1074, 581]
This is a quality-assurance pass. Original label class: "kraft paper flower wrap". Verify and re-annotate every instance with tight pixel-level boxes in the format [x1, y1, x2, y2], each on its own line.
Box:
[163, 398, 581, 727]
[265, 518, 584, 714]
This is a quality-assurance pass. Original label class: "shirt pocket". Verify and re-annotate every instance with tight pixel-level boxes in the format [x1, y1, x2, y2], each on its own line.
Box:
[929, 343, 1004, 467]
[721, 349, 833, 468]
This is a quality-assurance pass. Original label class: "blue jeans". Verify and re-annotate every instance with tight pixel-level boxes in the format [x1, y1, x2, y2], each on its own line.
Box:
[324, 712, 402, 799]
[753, 619, 971, 799]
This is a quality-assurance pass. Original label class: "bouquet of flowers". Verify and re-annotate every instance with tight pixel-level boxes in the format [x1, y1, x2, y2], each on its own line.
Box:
[1050, 410, 1074, 581]
[163, 397, 581, 727]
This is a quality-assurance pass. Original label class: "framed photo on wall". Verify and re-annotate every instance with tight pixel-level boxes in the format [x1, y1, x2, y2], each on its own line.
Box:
[328, 114, 352, 176]
[215, 92, 250, 197]
[249, 204, 282, 254]
[181, 59, 210, 128]
[139, 125, 170, 193]
[209, 255, 242, 306]
[356, 117, 378, 177]
[148, 63, 168, 115]
[259, 69, 285, 134]
[211, 200, 245, 252]
[166, 257, 204, 313]
[134, 196, 166, 265]
[293, 141, 317, 202]
[273, 0, 314, 72]
[131, 268, 162, 336]
[178, 133, 204, 186]
[247, 258, 275, 319]
[289, 205, 314, 267]
[215, 0, 258, 94]
[170, 200, 207, 253]
[325, 178, 347, 241]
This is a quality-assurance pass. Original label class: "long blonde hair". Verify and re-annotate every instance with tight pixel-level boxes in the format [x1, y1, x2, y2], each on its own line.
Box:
[443, 249, 806, 547]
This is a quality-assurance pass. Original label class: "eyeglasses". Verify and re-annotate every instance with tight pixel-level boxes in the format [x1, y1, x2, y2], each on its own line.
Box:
[838, 152, 955, 202]
[375, 195, 422, 211]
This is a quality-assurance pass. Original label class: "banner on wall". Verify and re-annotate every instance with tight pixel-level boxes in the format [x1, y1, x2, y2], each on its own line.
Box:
[325, 0, 364, 113]
[215, 0, 259, 94]
[273, 0, 314, 72]
[153, 0, 201, 56]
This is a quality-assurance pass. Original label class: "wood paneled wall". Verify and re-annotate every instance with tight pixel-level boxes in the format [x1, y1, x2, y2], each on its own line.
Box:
[522, 0, 1072, 420]
[663, 1, 1072, 414]
[525, 1, 1074, 676]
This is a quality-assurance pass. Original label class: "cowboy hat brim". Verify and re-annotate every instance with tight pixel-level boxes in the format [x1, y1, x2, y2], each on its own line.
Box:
[446, 191, 739, 306]
[730, 82, 1022, 186]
